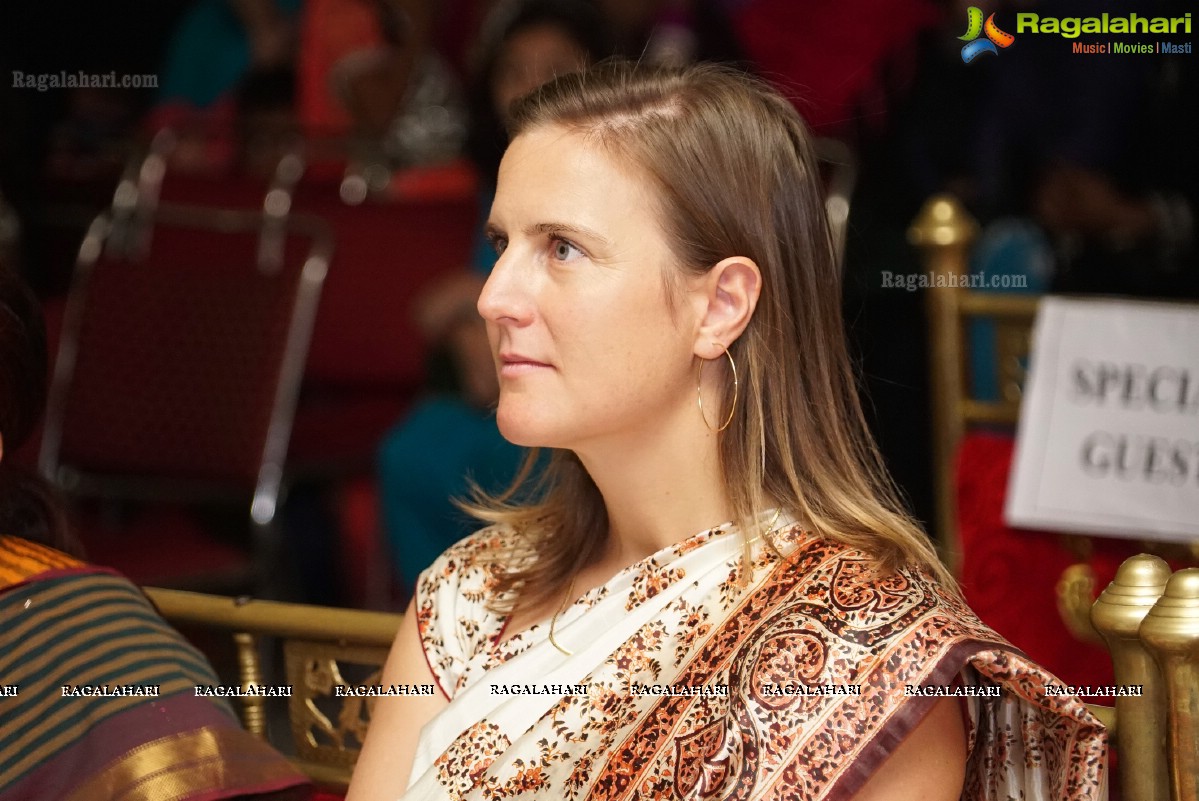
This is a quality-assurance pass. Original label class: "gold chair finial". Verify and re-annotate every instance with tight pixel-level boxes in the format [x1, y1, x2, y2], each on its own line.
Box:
[1140, 568, 1199, 801]
[1092, 554, 1172, 801]
[907, 194, 979, 250]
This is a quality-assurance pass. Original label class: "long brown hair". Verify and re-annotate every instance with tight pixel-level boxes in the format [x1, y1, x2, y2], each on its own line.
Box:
[467, 61, 950, 612]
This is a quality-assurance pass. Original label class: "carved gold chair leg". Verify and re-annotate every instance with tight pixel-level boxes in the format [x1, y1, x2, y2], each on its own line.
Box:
[1092, 554, 1172, 801]
[1140, 569, 1199, 801]
[234, 631, 269, 739]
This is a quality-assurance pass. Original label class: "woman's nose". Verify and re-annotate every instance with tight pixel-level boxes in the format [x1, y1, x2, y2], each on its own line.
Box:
[477, 251, 533, 327]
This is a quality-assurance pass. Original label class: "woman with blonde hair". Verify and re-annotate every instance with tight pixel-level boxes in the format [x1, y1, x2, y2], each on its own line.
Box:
[349, 61, 1106, 800]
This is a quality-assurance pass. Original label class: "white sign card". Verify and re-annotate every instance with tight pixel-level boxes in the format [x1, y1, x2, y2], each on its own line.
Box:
[1005, 297, 1199, 542]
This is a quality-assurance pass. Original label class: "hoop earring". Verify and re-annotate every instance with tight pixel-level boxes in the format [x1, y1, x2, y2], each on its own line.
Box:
[696, 344, 738, 432]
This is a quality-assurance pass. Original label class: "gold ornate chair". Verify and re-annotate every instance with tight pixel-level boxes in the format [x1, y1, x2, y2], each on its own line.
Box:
[143, 574, 1199, 799]
[143, 587, 402, 793]
[910, 194, 1199, 800]
[909, 194, 1198, 610]
[906, 195, 1038, 572]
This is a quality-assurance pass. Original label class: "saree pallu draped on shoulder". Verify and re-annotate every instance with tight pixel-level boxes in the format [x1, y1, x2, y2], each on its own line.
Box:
[407, 523, 1108, 800]
[0, 535, 310, 801]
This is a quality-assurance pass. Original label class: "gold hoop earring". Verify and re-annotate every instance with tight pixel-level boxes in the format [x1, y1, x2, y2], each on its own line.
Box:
[696, 344, 738, 432]
[548, 576, 576, 656]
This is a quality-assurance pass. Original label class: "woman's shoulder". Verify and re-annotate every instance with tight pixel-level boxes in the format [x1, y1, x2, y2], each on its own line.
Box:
[413, 524, 528, 636]
[769, 532, 998, 644]
[0, 534, 86, 590]
[416, 523, 524, 597]
[740, 535, 1017, 695]
[413, 524, 523, 696]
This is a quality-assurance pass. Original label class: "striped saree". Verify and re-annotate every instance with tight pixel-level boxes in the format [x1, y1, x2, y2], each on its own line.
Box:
[0, 535, 310, 801]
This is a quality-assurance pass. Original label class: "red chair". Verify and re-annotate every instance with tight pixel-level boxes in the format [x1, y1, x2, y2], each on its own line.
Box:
[134, 148, 479, 606]
[149, 160, 480, 472]
[39, 204, 332, 593]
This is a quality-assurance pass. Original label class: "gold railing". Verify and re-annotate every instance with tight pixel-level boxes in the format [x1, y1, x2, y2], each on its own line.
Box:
[144, 588, 402, 791]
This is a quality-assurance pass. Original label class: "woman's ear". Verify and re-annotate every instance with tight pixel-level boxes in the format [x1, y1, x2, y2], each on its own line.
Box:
[693, 256, 762, 357]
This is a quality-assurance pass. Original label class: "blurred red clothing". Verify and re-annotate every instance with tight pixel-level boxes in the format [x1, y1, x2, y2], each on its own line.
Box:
[732, 0, 939, 136]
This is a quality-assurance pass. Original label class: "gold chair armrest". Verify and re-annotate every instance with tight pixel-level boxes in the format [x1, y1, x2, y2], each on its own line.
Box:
[144, 587, 403, 793]
[1057, 563, 1101, 645]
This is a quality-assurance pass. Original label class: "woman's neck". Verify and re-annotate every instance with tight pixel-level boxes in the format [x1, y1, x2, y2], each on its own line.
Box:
[502, 417, 730, 638]
[575, 416, 729, 570]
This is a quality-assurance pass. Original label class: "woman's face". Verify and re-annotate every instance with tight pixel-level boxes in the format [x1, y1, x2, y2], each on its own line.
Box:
[491, 23, 589, 123]
[479, 125, 702, 453]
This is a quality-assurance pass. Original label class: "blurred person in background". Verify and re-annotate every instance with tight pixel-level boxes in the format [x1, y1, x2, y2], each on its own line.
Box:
[324, 0, 470, 169]
[597, 0, 745, 67]
[149, 0, 301, 172]
[973, 0, 1196, 299]
[377, 0, 611, 593]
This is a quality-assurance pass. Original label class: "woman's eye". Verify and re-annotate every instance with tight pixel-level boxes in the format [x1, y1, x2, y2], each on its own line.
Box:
[489, 235, 508, 256]
[551, 237, 583, 262]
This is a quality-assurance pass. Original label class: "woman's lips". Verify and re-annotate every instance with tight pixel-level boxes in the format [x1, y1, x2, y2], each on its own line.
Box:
[498, 354, 553, 377]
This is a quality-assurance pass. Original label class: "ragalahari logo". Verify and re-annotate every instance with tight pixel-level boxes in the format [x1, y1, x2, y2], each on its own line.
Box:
[959, 7, 1015, 62]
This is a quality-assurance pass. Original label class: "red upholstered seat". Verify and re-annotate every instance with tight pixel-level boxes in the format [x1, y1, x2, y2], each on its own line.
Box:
[956, 432, 1143, 687]
[51, 164, 479, 598]
[55, 225, 296, 485]
[293, 188, 478, 391]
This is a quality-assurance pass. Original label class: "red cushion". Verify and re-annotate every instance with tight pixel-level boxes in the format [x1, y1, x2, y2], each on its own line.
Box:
[155, 175, 479, 390]
[955, 432, 1132, 687]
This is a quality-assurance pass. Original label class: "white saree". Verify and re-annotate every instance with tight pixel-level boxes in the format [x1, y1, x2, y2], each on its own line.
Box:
[403, 520, 1107, 800]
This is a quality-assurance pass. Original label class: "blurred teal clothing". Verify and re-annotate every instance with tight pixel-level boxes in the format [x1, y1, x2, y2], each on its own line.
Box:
[967, 220, 1052, 401]
[378, 397, 523, 592]
[379, 190, 516, 591]
[159, 0, 303, 107]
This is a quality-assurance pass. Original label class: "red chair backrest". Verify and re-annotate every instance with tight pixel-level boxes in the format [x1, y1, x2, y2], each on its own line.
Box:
[42, 206, 331, 494]
[156, 172, 479, 390]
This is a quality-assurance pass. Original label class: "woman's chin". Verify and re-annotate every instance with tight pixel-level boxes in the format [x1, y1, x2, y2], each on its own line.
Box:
[495, 411, 555, 449]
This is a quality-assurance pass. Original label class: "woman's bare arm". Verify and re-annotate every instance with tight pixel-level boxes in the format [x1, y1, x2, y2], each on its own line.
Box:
[850, 697, 968, 801]
[346, 600, 449, 800]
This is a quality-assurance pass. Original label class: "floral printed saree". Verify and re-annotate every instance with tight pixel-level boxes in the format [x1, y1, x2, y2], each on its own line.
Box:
[405, 520, 1107, 800]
